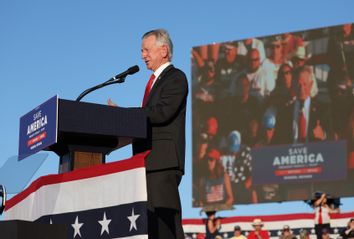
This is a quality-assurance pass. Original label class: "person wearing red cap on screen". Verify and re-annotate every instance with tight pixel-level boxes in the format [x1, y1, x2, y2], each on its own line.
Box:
[199, 148, 234, 207]
[197, 116, 219, 161]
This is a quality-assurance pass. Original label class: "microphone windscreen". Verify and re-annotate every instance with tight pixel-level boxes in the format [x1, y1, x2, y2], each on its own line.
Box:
[128, 65, 139, 75]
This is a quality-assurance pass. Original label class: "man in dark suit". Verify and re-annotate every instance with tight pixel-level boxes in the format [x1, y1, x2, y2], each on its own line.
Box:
[274, 66, 332, 145]
[133, 29, 188, 239]
[272, 66, 332, 201]
[291, 66, 332, 144]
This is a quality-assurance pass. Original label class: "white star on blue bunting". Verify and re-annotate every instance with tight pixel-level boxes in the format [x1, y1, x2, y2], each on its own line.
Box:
[71, 216, 84, 238]
[98, 212, 112, 236]
[127, 208, 140, 232]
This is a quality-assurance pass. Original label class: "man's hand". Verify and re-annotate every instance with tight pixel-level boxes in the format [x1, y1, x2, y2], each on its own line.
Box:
[313, 120, 326, 140]
[215, 218, 221, 230]
[195, 91, 214, 102]
[225, 197, 234, 206]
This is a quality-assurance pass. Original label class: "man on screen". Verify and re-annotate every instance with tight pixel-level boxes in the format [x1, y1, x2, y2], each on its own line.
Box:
[133, 29, 188, 239]
[292, 66, 331, 143]
[276, 66, 332, 144]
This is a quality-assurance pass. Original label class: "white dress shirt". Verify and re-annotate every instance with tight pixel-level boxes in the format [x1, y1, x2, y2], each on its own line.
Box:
[293, 97, 311, 143]
[151, 62, 171, 89]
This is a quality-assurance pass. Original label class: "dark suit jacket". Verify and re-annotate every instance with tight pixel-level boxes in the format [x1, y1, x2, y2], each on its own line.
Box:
[274, 98, 332, 144]
[133, 65, 189, 173]
[304, 99, 333, 142]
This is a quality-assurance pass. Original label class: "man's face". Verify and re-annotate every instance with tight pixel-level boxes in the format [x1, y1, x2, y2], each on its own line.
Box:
[234, 230, 241, 236]
[206, 117, 218, 137]
[207, 157, 216, 172]
[225, 46, 237, 63]
[283, 229, 290, 236]
[321, 233, 330, 239]
[270, 42, 283, 57]
[254, 225, 262, 231]
[296, 71, 313, 101]
[293, 57, 305, 68]
[244, 38, 252, 45]
[207, 61, 216, 79]
[141, 35, 167, 71]
[342, 24, 352, 37]
[350, 220, 354, 229]
[266, 128, 275, 141]
[249, 50, 260, 72]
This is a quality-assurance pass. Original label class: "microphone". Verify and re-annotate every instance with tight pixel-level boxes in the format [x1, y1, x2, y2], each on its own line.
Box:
[109, 65, 139, 82]
[76, 65, 139, 102]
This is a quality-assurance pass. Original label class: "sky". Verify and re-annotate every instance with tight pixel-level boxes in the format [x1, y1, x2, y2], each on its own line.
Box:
[1, 0, 354, 220]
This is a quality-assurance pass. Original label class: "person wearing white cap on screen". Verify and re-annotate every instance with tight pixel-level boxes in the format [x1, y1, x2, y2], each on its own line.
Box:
[291, 46, 318, 97]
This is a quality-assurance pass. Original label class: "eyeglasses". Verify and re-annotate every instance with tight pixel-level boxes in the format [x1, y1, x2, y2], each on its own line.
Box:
[283, 70, 291, 75]
[251, 58, 260, 62]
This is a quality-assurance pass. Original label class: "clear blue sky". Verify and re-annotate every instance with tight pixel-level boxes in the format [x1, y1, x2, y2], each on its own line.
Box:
[1, 0, 354, 219]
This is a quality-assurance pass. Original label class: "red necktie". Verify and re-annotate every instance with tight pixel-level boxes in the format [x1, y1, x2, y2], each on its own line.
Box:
[142, 74, 155, 106]
[318, 206, 323, 224]
[299, 109, 306, 142]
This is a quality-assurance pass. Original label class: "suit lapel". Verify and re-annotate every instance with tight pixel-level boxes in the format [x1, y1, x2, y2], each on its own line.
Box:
[145, 64, 174, 105]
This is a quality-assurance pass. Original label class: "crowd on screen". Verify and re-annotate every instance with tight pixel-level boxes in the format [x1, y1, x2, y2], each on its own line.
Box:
[192, 23, 354, 207]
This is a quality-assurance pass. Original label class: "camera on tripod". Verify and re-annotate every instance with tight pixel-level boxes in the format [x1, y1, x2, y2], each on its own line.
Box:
[0, 185, 6, 215]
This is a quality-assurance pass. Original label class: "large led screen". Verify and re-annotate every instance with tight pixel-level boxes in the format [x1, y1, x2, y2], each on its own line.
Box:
[192, 23, 354, 209]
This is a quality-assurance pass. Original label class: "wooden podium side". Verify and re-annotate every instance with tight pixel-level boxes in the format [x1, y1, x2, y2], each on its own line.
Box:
[60, 151, 104, 172]
[73, 151, 103, 170]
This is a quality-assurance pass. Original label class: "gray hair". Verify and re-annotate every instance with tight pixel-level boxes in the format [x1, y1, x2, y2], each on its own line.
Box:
[294, 65, 314, 83]
[143, 29, 173, 60]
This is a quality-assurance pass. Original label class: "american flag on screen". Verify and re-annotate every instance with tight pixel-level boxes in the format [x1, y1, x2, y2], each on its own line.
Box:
[5, 152, 149, 239]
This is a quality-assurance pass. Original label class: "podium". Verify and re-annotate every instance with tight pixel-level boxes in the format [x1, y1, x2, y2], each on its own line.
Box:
[0, 220, 67, 239]
[12, 97, 148, 238]
[47, 99, 147, 172]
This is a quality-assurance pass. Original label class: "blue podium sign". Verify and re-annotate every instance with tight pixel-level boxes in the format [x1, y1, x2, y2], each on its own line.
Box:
[251, 141, 347, 185]
[18, 95, 58, 160]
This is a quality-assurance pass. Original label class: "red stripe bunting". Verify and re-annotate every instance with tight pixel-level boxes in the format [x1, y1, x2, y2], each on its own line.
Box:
[5, 151, 149, 211]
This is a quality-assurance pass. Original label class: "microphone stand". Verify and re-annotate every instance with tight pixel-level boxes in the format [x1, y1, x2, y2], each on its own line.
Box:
[76, 76, 126, 102]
